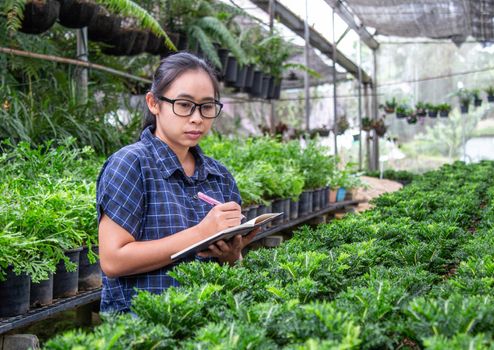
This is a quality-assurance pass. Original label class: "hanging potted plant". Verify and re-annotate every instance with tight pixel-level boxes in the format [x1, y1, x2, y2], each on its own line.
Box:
[472, 89, 482, 107]
[438, 103, 451, 117]
[485, 86, 494, 103]
[3, 0, 61, 34]
[457, 89, 472, 114]
[58, 0, 99, 29]
[336, 116, 350, 135]
[372, 118, 387, 137]
[406, 114, 418, 124]
[87, 6, 121, 44]
[425, 103, 438, 118]
[396, 104, 412, 119]
[361, 117, 372, 131]
[310, 125, 330, 138]
[382, 97, 397, 114]
[161, 0, 245, 70]
[415, 101, 427, 117]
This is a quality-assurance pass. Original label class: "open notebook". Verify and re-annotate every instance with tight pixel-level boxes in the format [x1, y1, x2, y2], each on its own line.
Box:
[171, 212, 283, 261]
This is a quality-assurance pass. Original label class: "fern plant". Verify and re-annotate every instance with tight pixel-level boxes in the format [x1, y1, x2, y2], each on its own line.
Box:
[160, 0, 245, 68]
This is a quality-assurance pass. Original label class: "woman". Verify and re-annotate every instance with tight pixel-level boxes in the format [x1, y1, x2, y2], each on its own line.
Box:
[96, 52, 256, 313]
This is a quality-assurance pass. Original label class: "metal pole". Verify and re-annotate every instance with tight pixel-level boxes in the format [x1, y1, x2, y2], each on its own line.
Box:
[371, 48, 379, 170]
[332, 10, 338, 155]
[76, 27, 88, 103]
[269, 0, 276, 133]
[462, 113, 466, 161]
[304, 0, 310, 131]
[357, 39, 363, 170]
[364, 83, 371, 170]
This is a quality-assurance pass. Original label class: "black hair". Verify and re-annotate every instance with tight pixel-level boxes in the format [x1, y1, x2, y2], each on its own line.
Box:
[142, 52, 221, 132]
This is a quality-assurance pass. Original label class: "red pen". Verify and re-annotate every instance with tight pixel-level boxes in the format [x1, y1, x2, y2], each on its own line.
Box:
[197, 192, 246, 219]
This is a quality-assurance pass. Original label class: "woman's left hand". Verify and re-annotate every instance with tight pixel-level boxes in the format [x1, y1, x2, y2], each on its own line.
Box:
[198, 228, 260, 265]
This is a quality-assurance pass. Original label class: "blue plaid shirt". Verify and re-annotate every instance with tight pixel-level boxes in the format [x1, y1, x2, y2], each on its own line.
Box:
[96, 126, 241, 313]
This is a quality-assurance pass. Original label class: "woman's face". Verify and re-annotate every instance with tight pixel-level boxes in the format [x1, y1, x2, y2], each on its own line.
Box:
[147, 69, 217, 153]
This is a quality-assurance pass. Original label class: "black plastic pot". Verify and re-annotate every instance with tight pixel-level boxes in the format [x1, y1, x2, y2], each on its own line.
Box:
[439, 110, 450, 117]
[233, 65, 248, 90]
[262, 203, 273, 228]
[144, 32, 162, 55]
[215, 48, 229, 80]
[246, 205, 259, 221]
[488, 95, 494, 103]
[79, 246, 102, 291]
[298, 190, 313, 217]
[224, 57, 238, 85]
[460, 105, 469, 114]
[271, 198, 286, 225]
[289, 199, 299, 220]
[0, 267, 30, 317]
[250, 71, 264, 97]
[428, 110, 438, 118]
[256, 204, 268, 216]
[319, 188, 327, 209]
[312, 188, 321, 212]
[474, 98, 482, 107]
[58, 0, 98, 29]
[19, 0, 60, 34]
[242, 64, 255, 92]
[53, 247, 82, 299]
[323, 187, 330, 208]
[128, 30, 149, 56]
[261, 75, 273, 99]
[30, 274, 53, 307]
[396, 113, 407, 119]
[271, 80, 282, 100]
[102, 28, 138, 56]
[87, 8, 121, 44]
[282, 198, 290, 223]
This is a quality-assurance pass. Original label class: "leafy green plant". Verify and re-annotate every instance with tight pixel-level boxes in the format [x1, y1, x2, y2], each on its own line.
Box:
[383, 97, 397, 113]
[161, 0, 245, 68]
[415, 101, 427, 116]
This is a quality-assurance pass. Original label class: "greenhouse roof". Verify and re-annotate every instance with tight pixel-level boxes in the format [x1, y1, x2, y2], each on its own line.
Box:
[344, 0, 494, 45]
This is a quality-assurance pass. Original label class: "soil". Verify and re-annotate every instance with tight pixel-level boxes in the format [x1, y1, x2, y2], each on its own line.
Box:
[353, 176, 404, 212]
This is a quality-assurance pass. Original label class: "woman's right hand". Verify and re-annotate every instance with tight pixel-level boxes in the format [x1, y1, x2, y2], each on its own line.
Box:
[198, 201, 242, 236]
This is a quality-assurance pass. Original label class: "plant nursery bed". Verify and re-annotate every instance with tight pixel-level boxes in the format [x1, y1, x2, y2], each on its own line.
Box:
[252, 199, 362, 243]
[0, 288, 101, 335]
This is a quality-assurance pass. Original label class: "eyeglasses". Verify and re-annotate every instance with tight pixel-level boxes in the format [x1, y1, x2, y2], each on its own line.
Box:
[156, 96, 223, 119]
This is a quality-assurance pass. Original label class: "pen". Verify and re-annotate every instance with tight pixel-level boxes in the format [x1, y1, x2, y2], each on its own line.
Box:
[197, 191, 246, 219]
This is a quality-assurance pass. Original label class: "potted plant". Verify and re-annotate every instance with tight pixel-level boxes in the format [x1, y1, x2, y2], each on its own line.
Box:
[336, 116, 350, 135]
[415, 101, 427, 117]
[361, 117, 372, 131]
[425, 103, 438, 118]
[58, 0, 99, 28]
[485, 86, 494, 103]
[406, 114, 418, 124]
[3, 0, 66, 34]
[396, 104, 412, 119]
[310, 126, 330, 138]
[372, 118, 387, 137]
[161, 0, 245, 69]
[438, 103, 451, 117]
[472, 89, 482, 107]
[457, 89, 472, 114]
[382, 97, 397, 114]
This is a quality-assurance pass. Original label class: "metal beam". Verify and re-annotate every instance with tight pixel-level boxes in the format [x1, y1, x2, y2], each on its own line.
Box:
[323, 0, 379, 50]
[250, 0, 372, 84]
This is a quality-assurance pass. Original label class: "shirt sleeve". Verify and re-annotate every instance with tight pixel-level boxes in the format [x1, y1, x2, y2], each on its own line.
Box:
[96, 151, 145, 240]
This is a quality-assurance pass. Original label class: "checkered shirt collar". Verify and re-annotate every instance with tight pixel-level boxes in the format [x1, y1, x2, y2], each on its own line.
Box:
[140, 126, 224, 181]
